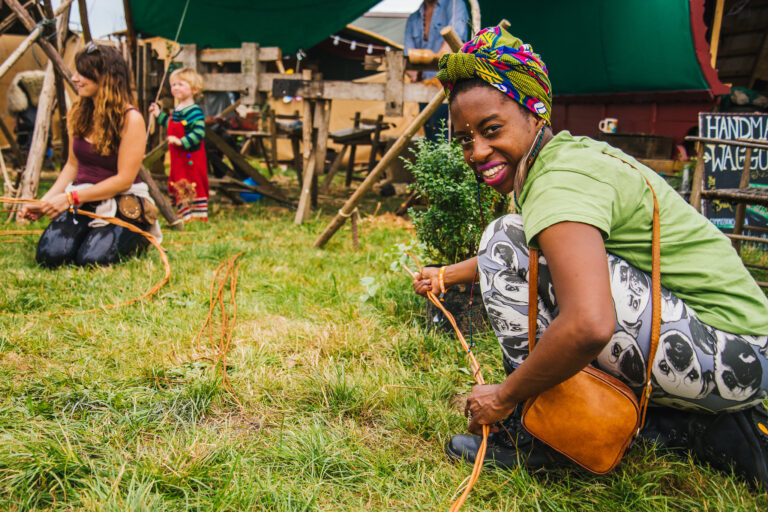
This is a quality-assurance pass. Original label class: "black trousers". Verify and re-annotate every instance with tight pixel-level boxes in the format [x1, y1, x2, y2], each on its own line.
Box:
[36, 205, 149, 268]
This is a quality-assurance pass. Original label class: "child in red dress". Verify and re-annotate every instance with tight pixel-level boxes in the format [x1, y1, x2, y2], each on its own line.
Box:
[149, 68, 208, 221]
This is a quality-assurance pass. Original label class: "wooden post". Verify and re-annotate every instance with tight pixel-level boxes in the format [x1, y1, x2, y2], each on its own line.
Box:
[291, 134, 302, 185]
[350, 209, 359, 250]
[77, 0, 92, 42]
[178, 44, 199, 72]
[320, 145, 348, 193]
[313, 91, 445, 248]
[241, 42, 260, 106]
[689, 142, 706, 212]
[268, 109, 278, 168]
[122, 0, 138, 61]
[345, 112, 361, 187]
[710, 0, 724, 69]
[43, 0, 71, 163]
[19, 62, 56, 203]
[367, 114, 384, 174]
[385, 50, 404, 117]
[5, 0, 76, 92]
[294, 153, 316, 224]
[137, 166, 182, 230]
[295, 72, 315, 223]
[0, 26, 42, 80]
[312, 99, 331, 208]
[732, 146, 753, 253]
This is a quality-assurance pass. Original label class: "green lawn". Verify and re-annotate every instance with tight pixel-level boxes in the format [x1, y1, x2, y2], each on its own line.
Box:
[1, 177, 766, 510]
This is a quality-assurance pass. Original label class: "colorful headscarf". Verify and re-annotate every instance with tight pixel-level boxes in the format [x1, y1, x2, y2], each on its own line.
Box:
[437, 26, 552, 125]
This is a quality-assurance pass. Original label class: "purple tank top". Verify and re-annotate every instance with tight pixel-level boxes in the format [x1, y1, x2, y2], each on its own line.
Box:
[72, 108, 141, 185]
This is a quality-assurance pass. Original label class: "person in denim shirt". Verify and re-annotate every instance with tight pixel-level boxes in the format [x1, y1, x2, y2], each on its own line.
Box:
[404, 0, 470, 139]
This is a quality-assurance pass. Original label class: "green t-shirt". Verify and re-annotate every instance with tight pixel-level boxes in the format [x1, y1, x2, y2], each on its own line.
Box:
[518, 131, 768, 334]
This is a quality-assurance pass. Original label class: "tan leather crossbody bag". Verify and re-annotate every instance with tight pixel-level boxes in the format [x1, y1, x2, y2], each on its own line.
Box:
[521, 178, 661, 474]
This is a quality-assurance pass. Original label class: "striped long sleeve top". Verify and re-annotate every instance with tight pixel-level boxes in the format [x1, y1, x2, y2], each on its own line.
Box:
[157, 103, 206, 151]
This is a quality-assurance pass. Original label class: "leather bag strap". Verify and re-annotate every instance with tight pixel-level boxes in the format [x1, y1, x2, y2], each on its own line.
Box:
[527, 177, 661, 431]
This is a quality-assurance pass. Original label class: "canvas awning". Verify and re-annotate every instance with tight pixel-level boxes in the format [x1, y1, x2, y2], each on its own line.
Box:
[129, 0, 724, 96]
[129, 0, 380, 54]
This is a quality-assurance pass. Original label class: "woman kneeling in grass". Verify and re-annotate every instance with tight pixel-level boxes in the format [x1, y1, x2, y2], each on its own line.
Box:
[412, 26, 768, 488]
[20, 43, 159, 267]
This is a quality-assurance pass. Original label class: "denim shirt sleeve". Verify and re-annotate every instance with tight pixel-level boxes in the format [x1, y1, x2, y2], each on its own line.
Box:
[449, 0, 470, 42]
[403, 11, 421, 55]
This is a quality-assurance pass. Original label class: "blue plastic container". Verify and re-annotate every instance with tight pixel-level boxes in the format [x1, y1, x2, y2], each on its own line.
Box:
[239, 177, 263, 202]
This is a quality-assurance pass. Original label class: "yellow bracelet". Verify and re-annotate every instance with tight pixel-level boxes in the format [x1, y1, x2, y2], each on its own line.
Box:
[438, 265, 447, 294]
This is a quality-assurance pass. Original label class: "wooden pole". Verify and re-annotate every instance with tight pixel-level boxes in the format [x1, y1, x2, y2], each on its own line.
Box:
[122, 0, 138, 61]
[295, 73, 315, 223]
[18, 62, 56, 204]
[350, 209, 359, 250]
[312, 91, 445, 248]
[0, 0, 35, 36]
[0, 25, 42, 80]
[313, 27, 464, 248]
[689, 142, 706, 212]
[43, 0, 71, 163]
[77, 0, 92, 42]
[710, 0, 724, 69]
[732, 147, 753, 253]
[137, 166, 182, 230]
[5, 0, 76, 91]
[143, 140, 169, 168]
[467, 0, 481, 35]
[312, 99, 331, 208]
[320, 145, 348, 193]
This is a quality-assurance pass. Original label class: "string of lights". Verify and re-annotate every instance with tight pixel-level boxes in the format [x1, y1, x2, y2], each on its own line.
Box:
[330, 34, 392, 54]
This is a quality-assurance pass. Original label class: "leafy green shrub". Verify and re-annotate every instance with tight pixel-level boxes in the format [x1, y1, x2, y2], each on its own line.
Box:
[404, 130, 510, 264]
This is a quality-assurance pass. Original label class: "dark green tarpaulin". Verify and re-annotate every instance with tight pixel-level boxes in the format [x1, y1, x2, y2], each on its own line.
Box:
[481, 0, 711, 94]
[130, 0, 713, 95]
[129, 0, 380, 54]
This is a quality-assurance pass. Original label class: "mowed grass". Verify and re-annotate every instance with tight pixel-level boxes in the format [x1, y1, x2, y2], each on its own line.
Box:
[1, 176, 767, 511]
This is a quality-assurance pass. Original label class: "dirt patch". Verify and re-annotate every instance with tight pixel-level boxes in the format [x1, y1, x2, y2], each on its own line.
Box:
[361, 212, 414, 230]
[0, 352, 31, 372]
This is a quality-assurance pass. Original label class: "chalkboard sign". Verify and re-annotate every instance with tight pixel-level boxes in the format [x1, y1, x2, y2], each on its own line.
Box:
[699, 113, 768, 231]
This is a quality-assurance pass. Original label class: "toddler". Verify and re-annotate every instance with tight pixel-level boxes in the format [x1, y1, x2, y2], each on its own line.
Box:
[149, 68, 208, 221]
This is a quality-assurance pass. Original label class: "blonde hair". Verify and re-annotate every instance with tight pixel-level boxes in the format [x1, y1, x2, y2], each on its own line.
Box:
[170, 67, 204, 93]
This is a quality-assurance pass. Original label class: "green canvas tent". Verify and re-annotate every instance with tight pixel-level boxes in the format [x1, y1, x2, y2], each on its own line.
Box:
[129, 0, 723, 97]
[128, 0, 380, 55]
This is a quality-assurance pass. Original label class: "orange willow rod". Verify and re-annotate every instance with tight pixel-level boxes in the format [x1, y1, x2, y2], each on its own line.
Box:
[401, 251, 489, 512]
[1, 197, 170, 317]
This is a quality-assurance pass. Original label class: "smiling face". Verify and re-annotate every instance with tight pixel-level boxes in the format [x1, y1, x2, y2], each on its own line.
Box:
[450, 83, 541, 195]
[72, 71, 99, 98]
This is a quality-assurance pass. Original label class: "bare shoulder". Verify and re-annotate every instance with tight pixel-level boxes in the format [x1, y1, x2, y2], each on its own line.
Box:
[124, 106, 145, 126]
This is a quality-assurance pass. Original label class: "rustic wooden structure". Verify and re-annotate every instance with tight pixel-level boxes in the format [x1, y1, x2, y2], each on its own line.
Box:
[312, 25, 468, 248]
[4, 0, 74, 91]
[687, 135, 768, 287]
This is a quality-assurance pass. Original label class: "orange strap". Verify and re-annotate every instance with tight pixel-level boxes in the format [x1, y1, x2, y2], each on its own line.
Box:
[527, 177, 661, 430]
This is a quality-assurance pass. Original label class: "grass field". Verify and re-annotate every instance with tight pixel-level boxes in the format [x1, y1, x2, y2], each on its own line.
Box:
[1, 174, 767, 511]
